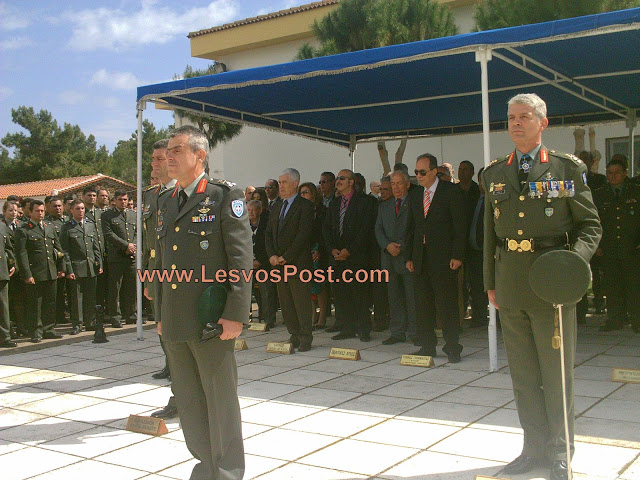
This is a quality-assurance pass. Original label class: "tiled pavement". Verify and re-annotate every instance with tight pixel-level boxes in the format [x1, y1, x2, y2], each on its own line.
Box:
[0, 316, 638, 480]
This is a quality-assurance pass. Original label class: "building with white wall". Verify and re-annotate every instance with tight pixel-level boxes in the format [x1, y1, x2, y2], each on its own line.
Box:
[180, 0, 636, 189]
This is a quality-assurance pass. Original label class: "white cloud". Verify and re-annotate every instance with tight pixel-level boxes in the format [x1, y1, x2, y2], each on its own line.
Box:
[0, 85, 14, 100]
[90, 69, 141, 90]
[0, 36, 34, 51]
[0, 3, 31, 30]
[64, 0, 238, 51]
[58, 90, 89, 105]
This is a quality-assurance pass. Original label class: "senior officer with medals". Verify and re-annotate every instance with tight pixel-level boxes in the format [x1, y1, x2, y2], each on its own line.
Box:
[483, 93, 601, 480]
[156, 125, 252, 480]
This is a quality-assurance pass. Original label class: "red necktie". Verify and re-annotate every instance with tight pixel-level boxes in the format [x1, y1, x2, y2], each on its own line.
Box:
[395, 198, 401, 216]
[423, 190, 431, 217]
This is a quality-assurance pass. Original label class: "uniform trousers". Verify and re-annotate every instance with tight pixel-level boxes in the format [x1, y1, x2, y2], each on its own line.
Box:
[0, 280, 9, 342]
[69, 276, 97, 327]
[602, 257, 640, 327]
[500, 305, 576, 461]
[9, 275, 26, 335]
[412, 247, 462, 354]
[55, 278, 68, 324]
[164, 338, 244, 480]
[276, 273, 313, 346]
[26, 279, 57, 337]
[96, 263, 108, 308]
[107, 261, 136, 320]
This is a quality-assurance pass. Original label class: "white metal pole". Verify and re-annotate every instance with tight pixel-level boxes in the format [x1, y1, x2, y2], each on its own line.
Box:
[136, 101, 145, 341]
[349, 135, 356, 171]
[556, 304, 573, 480]
[476, 47, 498, 372]
[627, 110, 637, 177]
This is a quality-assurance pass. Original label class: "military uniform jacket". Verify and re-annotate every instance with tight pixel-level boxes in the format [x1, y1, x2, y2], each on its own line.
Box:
[142, 186, 161, 272]
[482, 145, 602, 309]
[0, 221, 15, 281]
[101, 208, 137, 263]
[60, 219, 102, 278]
[45, 214, 65, 237]
[85, 207, 105, 256]
[156, 177, 253, 342]
[15, 220, 65, 281]
[593, 179, 640, 260]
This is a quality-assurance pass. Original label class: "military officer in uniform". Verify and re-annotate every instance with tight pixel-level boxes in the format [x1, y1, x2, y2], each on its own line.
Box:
[593, 157, 640, 333]
[46, 195, 69, 326]
[142, 139, 179, 419]
[0, 219, 16, 348]
[102, 190, 137, 328]
[3, 200, 27, 338]
[156, 125, 251, 480]
[60, 199, 102, 335]
[483, 93, 601, 480]
[84, 186, 107, 320]
[15, 199, 66, 342]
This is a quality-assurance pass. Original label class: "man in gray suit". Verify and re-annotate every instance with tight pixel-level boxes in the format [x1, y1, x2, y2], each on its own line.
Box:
[157, 125, 252, 480]
[375, 172, 417, 345]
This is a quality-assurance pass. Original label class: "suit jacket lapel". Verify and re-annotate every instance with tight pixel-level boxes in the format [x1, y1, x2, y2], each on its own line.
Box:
[281, 196, 298, 230]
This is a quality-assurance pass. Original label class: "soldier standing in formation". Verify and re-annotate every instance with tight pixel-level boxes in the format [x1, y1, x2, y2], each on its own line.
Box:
[0, 218, 16, 348]
[483, 93, 601, 480]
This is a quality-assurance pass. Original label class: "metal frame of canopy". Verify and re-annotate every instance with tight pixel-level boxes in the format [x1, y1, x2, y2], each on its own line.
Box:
[133, 9, 640, 372]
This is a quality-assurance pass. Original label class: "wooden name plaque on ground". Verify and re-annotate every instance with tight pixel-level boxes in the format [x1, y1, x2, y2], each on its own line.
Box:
[266, 342, 294, 354]
[329, 347, 361, 361]
[612, 367, 640, 384]
[234, 338, 248, 351]
[401, 354, 434, 367]
[248, 323, 268, 331]
[125, 415, 168, 436]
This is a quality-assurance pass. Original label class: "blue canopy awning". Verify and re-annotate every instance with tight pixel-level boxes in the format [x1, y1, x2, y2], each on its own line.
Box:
[137, 7, 640, 148]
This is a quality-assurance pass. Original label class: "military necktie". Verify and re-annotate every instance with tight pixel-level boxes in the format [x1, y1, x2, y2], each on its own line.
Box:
[614, 187, 621, 202]
[519, 154, 532, 187]
[178, 190, 188, 212]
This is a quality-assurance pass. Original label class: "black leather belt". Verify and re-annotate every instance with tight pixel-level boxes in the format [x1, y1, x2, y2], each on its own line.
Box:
[497, 234, 569, 252]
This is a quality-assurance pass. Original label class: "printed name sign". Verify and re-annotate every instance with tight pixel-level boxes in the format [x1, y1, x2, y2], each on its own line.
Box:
[329, 347, 361, 361]
[612, 367, 640, 384]
[266, 342, 294, 354]
[125, 415, 168, 436]
[248, 323, 268, 331]
[400, 354, 434, 367]
[234, 338, 248, 351]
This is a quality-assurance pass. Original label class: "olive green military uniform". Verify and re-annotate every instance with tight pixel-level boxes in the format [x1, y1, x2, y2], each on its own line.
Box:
[15, 220, 66, 339]
[0, 222, 16, 344]
[46, 214, 68, 324]
[156, 175, 252, 480]
[60, 219, 102, 329]
[593, 178, 640, 332]
[483, 145, 601, 462]
[86, 206, 107, 312]
[101, 207, 137, 323]
[4, 218, 26, 337]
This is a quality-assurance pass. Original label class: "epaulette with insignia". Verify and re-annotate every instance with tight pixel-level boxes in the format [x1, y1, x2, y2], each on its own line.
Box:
[143, 184, 156, 192]
[548, 150, 583, 166]
[485, 155, 509, 170]
[211, 178, 236, 189]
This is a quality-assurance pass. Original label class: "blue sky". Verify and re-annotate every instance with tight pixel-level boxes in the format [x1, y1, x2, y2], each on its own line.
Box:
[0, 0, 302, 153]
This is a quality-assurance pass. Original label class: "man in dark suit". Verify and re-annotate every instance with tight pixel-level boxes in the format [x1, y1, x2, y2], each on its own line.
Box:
[101, 190, 137, 328]
[0, 219, 16, 348]
[248, 200, 271, 326]
[15, 200, 65, 342]
[323, 169, 376, 341]
[265, 168, 314, 350]
[60, 199, 102, 335]
[375, 171, 416, 345]
[467, 168, 489, 327]
[406, 153, 466, 362]
[157, 125, 251, 480]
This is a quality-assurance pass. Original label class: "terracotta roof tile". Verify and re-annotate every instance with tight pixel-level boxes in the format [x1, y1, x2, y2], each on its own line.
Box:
[188, 0, 339, 38]
[0, 174, 136, 200]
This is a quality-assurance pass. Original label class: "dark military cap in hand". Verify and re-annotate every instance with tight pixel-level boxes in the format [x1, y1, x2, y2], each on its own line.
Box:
[529, 250, 591, 305]
[197, 284, 228, 342]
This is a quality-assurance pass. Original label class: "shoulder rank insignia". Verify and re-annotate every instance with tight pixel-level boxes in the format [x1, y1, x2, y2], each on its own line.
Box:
[214, 179, 236, 189]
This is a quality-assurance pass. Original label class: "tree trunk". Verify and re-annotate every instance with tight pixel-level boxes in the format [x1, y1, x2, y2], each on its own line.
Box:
[377, 141, 391, 175]
[395, 138, 407, 165]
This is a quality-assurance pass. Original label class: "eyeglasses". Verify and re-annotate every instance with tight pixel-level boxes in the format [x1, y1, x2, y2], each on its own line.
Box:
[300, 190, 311, 195]
[336, 176, 350, 181]
[414, 169, 429, 176]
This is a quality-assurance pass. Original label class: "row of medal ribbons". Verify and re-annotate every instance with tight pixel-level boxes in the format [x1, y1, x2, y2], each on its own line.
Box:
[529, 180, 575, 199]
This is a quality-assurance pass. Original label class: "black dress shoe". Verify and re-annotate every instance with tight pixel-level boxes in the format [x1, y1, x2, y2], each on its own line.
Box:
[150, 404, 178, 419]
[382, 336, 404, 345]
[359, 332, 371, 342]
[549, 460, 569, 480]
[326, 325, 342, 333]
[289, 336, 301, 348]
[152, 366, 171, 380]
[502, 454, 546, 474]
[412, 346, 436, 357]
[332, 332, 356, 340]
[298, 344, 311, 352]
[31, 336, 42, 343]
[447, 352, 461, 363]
[0, 340, 18, 348]
[71, 325, 82, 335]
[42, 332, 63, 339]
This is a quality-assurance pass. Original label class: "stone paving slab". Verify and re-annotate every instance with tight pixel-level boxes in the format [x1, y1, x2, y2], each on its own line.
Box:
[0, 316, 638, 480]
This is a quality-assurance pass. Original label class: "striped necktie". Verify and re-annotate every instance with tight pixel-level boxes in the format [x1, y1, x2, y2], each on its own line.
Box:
[423, 189, 431, 217]
[339, 196, 347, 235]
